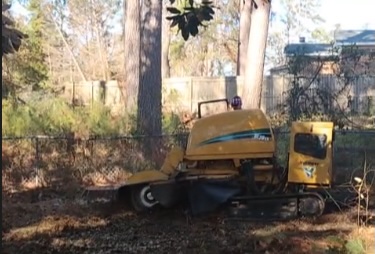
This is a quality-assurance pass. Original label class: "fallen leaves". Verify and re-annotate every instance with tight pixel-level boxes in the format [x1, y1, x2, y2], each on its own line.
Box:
[2, 191, 374, 254]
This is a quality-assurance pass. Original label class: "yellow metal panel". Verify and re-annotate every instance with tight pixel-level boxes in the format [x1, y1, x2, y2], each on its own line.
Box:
[185, 109, 276, 158]
[160, 147, 185, 175]
[186, 168, 239, 176]
[184, 152, 275, 161]
[125, 170, 169, 186]
[288, 122, 334, 186]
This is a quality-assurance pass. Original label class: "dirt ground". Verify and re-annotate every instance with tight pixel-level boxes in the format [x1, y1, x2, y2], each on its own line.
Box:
[2, 187, 375, 254]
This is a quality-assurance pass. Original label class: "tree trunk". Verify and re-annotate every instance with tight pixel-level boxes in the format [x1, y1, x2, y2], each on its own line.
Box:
[161, 4, 171, 79]
[237, 0, 252, 76]
[138, 0, 162, 137]
[123, 0, 141, 113]
[243, 0, 271, 109]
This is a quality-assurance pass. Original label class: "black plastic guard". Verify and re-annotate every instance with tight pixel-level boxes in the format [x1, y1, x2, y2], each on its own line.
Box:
[187, 180, 242, 216]
[150, 180, 184, 208]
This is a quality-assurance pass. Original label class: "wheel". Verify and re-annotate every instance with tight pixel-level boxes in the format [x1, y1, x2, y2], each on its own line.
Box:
[299, 195, 325, 217]
[130, 184, 158, 212]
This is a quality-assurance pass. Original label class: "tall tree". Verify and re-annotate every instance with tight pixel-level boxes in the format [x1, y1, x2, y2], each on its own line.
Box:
[124, 0, 141, 112]
[84, 0, 122, 80]
[167, 0, 273, 109]
[45, 0, 122, 84]
[237, 0, 252, 76]
[23, 0, 50, 90]
[42, 2, 80, 86]
[243, 0, 271, 109]
[162, 2, 171, 79]
[138, 0, 163, 136]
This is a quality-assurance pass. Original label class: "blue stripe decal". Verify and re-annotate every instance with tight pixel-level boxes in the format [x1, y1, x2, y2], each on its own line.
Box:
[198, 128, 272, 146]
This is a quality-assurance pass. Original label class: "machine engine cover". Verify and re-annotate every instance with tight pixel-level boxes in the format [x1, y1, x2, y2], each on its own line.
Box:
[185, 109, 275, 160]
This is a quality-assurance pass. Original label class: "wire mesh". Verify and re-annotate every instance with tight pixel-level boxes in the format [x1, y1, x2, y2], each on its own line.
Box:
[2, 130, 375, 189]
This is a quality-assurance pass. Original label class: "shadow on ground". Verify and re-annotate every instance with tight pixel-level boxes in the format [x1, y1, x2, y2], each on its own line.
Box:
[3, 186, 372, 254]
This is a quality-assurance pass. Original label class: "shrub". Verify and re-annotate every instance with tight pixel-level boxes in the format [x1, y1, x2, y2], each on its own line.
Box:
[2, 97, 188, 138]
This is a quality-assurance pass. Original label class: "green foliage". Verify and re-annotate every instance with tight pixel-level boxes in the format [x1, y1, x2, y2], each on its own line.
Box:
[166, 0, 215, 40]
[169, 39, 185, 59]
[167, 0, 240, 76]
[162, 112, 187, 134]
[28, 97, 77, 134]
[345, 239, 366, 254]
[21, 0, 49, 90]
[2, 3, 28, 56]
[166, 0, 275, 42]
[78, 102, 120, 136]
[2, 0, 49, 97]
[128, 108, 186, 136]
[2, 100, 33, 137]
[2, 98, 121, 137]
[2, 95, 188, 138]
[364, 96, 375, 116]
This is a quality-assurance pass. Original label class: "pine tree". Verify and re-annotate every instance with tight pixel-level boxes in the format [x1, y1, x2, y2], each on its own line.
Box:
[21, 0, 49, 91]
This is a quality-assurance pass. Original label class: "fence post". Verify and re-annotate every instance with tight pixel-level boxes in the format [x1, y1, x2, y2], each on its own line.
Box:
[190, 77, 193, 113]
[34, 136, 41, 187]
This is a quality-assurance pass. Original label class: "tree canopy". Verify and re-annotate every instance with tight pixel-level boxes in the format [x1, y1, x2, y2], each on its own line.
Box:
[166, 0, 271, 41]
[2, 4, 28, 56]
[166, 0, 215, 41]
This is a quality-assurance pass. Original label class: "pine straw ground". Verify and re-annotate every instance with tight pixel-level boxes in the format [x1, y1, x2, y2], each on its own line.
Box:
[2, 186, 374, 254]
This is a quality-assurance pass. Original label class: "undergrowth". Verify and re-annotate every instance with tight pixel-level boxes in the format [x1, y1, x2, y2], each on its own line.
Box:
[2, 97, 184, 137]
[2, 97, 375, 191]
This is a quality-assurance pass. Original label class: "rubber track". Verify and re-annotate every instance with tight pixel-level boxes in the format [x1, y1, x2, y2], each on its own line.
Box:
[226, 192, 325, 221]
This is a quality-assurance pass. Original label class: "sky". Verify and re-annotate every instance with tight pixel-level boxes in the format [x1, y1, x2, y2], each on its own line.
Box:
[10, 0, 375, 32]
[269, 0, 375, 43]
[315, 0, 375, 30]
[8, 0, 375, 75]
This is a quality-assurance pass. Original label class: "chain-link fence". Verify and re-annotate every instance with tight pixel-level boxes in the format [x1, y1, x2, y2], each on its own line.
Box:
[2, 130, 375, 190]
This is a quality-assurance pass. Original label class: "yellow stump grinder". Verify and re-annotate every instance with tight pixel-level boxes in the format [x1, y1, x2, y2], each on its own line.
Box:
[88, 99, 339, 220]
